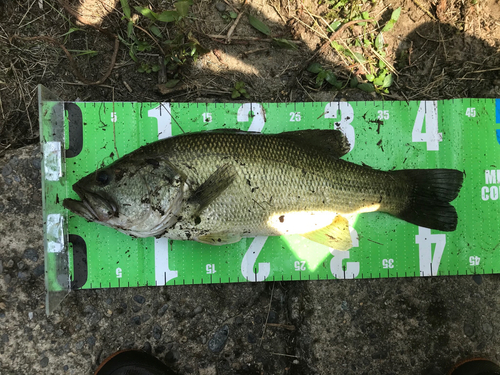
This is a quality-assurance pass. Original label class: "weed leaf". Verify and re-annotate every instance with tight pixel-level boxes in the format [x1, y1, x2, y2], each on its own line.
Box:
[375, 33, 384, 51]
[358, 83, 375, 92]
[150, 25, 162, 37]
[391, 7, 402, 21]
[352, 52, 367, 63]
[381, 7, 401, 32]
[272, 38, 298, 50]
[61, 27, 81, 37]
[127, 20, 134, 38]
[120, 0, 131, 19]
[373, 73, 386, 87]
[165, 79, 180, 88]
[325, 71, 341, 88]
[128, 44, 138, 62]
[157, 10, 179, 22]
[382, 74, 394, 88]
[316, 69, 327, 86]
[328, 21, 341, 32]
[175, 1, 191, 17]
[134, 6, 158, 20]
[248, 14, 271, 36]
[307, 63, 322, 74]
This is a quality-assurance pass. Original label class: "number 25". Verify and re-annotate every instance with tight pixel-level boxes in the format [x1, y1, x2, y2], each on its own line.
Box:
[290, 112, 301, 122]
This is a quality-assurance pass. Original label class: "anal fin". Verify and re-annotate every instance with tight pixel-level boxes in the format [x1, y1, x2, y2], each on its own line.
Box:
[301, 215, 352, 250]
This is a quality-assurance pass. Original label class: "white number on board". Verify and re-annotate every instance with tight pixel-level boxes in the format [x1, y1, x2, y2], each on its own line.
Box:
[330, 227, 360, 279]
[154, 238, 178, 285]
[469, 256, 480, 266]
[294, 261, 306, 271]
[412, 101, 442, 151]
[378, 110, 389, 120]
[382, 259, 394, 269]
[237, 103, 266, 132]
[415, 227, 446, 276]
[465, 108, 476, 118]
[324, 102, 355, 151]
[289, 112, 302, 122]
[206, 264, 217, 274]
[241, 236, 270, 282]
[202, 112, 213, 123]
[116, 268, 122, 278]
[148, 103, 172, 140]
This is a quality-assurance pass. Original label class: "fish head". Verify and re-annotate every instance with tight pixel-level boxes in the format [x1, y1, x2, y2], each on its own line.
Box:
[63, 156, 185, 237]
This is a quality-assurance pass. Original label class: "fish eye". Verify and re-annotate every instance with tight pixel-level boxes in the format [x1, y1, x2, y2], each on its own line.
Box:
[96, 171, 110, 185]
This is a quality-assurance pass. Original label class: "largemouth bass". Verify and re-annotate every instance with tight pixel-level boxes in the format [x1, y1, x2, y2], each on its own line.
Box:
[63, 130, 463, 250]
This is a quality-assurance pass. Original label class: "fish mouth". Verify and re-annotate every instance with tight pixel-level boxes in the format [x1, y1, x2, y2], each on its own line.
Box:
[63, 184, 118, 222]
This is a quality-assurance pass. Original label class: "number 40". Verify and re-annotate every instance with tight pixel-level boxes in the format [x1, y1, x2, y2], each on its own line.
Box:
[412, 101, 442, 151]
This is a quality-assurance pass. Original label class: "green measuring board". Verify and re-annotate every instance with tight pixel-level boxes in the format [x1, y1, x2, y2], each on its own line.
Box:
[39, 85, 500, 314]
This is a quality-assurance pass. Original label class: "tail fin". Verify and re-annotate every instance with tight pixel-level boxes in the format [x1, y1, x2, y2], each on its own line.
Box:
[391, 169, 464, 232]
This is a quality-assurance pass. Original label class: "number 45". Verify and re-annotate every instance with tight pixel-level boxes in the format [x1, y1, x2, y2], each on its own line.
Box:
[465, 108, 476, 117]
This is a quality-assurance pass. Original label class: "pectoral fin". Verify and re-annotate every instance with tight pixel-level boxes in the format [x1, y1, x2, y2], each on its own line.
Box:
[301, 215, 352, 250]
[188, 163, 237, 214]
[196, 233, 242, 245]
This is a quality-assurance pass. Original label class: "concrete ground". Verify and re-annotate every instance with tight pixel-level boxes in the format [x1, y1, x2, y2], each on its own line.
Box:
[1, 143, 500, 375]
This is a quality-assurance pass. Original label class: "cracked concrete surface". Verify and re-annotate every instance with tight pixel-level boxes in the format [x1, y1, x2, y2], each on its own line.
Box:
[1, 144, 500, 375]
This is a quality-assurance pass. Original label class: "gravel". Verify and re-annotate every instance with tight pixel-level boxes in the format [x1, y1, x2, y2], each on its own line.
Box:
[208, 325, 229, 353]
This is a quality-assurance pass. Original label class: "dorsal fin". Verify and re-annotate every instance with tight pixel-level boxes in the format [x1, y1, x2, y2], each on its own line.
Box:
[197, 129, 350, 158]
[278, 129, 351, 158]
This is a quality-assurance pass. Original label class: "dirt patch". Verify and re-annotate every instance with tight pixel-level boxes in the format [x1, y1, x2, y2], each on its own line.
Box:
[1, 0, 499, 154]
